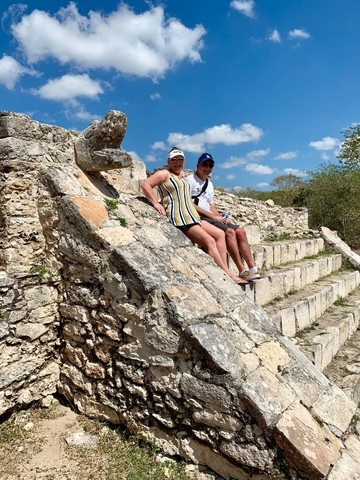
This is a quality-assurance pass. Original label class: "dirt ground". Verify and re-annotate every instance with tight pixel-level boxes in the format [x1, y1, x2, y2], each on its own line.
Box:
[0, 398, 99, 479]
[0, 397, 219, 480]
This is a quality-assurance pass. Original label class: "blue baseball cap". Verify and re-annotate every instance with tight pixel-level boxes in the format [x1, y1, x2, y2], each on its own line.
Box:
[197, 153, 215, 166]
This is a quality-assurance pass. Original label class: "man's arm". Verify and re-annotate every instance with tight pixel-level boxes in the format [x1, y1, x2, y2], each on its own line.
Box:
[193, 203, 226, 223]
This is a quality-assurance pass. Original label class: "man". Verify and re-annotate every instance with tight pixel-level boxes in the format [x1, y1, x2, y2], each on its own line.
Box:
[185, 152, 271, 281]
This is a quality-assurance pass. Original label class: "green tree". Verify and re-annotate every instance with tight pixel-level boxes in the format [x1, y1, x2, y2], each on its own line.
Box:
[270, 174, 307, 207]
[337, 124, 360, 166]
[307, 163, 360, 247]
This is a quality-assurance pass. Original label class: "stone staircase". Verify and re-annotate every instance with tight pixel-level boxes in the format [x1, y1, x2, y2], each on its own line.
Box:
[244, 236, 360, 475]
[236, 235, 360, 476]
[241, 237, 360, 399]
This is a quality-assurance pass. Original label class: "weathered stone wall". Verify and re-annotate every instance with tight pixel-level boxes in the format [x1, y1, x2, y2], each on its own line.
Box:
[0, 110, 349, 479]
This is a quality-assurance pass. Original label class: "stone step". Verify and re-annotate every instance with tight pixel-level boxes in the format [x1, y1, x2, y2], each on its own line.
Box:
[323, 320, 360, 405]
[293, 286, 360, 380]
[244, 252, 343, 307]
[263, 269, 360, 337]
[252, 237, 325, 269]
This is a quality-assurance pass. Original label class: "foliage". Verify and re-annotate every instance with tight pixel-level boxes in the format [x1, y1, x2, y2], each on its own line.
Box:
[118, 216, 127, 227]
[104, 198, 119, 211]
[76, 418, 191, 480]
[0, 406, 192, 480]
[306, 163, 360, 247]
[29, 264, 56, 281]
[270, 174, 308, 207]
[228, 175, 308, 207]
[337, 124, 360, 166]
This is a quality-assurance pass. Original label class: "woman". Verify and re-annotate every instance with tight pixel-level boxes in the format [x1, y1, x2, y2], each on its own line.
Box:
[141, 147, 247, 285]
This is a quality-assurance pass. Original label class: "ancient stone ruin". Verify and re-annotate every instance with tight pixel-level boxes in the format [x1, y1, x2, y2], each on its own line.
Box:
[1, 110, 360, 479]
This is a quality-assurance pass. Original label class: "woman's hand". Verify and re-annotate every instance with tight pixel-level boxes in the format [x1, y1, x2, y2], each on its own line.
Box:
[154, 202, 167, 216]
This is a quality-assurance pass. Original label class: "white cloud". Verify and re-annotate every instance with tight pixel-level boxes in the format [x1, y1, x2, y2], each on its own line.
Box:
[288, 29, 311, 40]
[165, 123, 264, 152]
[283, 168, 307, 177]
[126, 150, 142, 162]
[268, 29, 281, 43]
[230, 0, 255, 18]
[32, 74, 103, 102]
[145, 153, 159, 163]
[256, 182, 270, 188]
[244, 163, 275, 175]
[309, 136, 339, 151]
[151, 141, 167, 151]
[221, 155, 248, 169]
[226, 173, 236, 180]
[150, 92, 162, 100]
[275, 151, 298, 160]
[11, 3, 206, 80]
[246, 148, 270, 159]
[0, 54, 35, 89]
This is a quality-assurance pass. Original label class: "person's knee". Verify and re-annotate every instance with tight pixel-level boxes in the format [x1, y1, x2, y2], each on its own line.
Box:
[225, 228, 236, 240]
[236, 228, 247, 241]
[205, 237, 217, 250]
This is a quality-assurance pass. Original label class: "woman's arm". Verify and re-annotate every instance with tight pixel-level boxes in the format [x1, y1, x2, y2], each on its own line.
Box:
[141, 170, 169, 216]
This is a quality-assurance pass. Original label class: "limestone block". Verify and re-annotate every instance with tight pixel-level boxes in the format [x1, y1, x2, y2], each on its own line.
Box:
[186, 322, 246, 376]
[321, 226, 360, 269]
[73, 393, 121, 424]
[220, 442, 274, 471]
[135, 226, 171, 249]
[345, 434, 360, 461]
[179, 437, 251, 480]
[294, 299, 311, 331]
[253, 341, 290, 374]
[267, 271, 286, 303]
[279, 361, 328, 409]
[327, 451, 360, 480]
[241, 366, 297, 428]
[42, 168, 86, 197]
[278, 308, 296, 337]
[84, 362, 106, 379]
[274, 402, 341, 478]
[61, 364, 94, 396]
[71, 197, 109, 229]
[163, 284, 221, 323]
[240, 353, 259, 373]
[97, 226, 135, 248]
[15, 323, 48, 340]
[313, 329, 338, 371]
[24, 285, 58, 310]
[251, 277, 272, 306]
[180, 373, 231, 412]
[311, 384, 357, 435]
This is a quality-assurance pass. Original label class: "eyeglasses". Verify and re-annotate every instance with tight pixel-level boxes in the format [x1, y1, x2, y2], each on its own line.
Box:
[169, 157, 184, 162]
[200, 162, 214, 168]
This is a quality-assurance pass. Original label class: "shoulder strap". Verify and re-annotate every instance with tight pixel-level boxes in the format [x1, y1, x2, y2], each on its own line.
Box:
[192, 179, 208, 205]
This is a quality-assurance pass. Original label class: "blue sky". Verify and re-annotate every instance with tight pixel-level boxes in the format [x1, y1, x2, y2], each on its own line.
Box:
[1, 0, 359, 189]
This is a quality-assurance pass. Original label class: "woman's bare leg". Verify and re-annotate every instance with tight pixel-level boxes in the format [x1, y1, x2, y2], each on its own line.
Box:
[201, 221, 228, 267]
[185, 225, 245, 282]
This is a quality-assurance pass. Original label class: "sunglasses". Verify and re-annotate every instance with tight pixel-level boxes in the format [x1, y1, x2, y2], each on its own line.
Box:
[200, 162, 214, 168]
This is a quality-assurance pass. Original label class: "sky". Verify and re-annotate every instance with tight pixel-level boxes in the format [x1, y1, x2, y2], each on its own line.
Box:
[1, 0, 359, 190]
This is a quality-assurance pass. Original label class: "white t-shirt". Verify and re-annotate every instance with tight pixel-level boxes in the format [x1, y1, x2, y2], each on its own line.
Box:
[184, 173, 214, 213]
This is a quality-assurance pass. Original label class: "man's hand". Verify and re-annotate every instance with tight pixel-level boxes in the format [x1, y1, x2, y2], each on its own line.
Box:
[215, 215, 227, 224]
